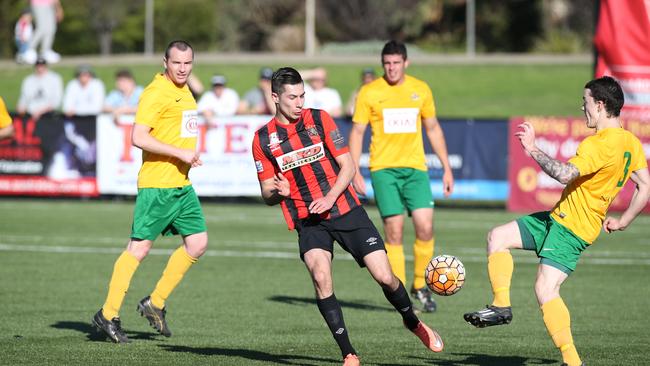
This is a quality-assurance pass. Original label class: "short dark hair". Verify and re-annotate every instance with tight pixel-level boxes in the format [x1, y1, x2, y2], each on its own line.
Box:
[271, 67, 303, 94]
[381, 40, 407, 61]
[115, 69, 134, 80]
[164, 40, 193, 60]
[585, 76, 625, 117]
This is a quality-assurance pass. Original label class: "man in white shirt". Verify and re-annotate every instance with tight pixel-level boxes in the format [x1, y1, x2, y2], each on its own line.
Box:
[63, 64, 105, 117]
[303, 67, 343, 118]
[197, 74, 240, 125]
[17, 57, 63, 121]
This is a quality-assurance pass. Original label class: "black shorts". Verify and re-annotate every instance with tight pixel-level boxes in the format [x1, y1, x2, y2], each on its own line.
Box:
[295, 206, 385, 267]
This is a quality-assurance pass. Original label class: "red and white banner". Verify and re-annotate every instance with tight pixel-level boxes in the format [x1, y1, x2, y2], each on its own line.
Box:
[97, 114, 270, 196]
[595, 0, 650, 120]
[508, 116, 650, 213]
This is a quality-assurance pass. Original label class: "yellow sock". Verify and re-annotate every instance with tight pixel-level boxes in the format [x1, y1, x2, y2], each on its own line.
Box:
[102, 251, 140, 320]
[385, 243, 406, 286]
[542, 297, 582, 366]
[488, 251, 513, 307]
[413, 238, 434, 289]
[150, 246, 197, 309]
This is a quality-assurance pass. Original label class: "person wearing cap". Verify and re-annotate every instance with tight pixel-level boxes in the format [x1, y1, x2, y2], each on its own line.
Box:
[104, 69, 144, 122]
[63, 64, 105, 117]
[197, 74, 240, 123]
[237, 67, 275, 115]
[17, 57, 63, 121]
[346, 68, 376, 117]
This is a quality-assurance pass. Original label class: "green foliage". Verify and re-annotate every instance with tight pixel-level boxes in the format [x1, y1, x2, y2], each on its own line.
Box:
[534, 29, 589, 54]
[1, 200, 649, 365]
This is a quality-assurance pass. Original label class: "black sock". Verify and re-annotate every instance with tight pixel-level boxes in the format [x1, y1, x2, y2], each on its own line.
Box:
[316, 294, 356, 357]
[383, 280, 420, 330]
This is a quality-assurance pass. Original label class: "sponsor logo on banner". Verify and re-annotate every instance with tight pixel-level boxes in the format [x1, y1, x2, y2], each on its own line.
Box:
[276, 142, 324, 172]
[181, 110, 198, 138]
[383, 108, 418, 134]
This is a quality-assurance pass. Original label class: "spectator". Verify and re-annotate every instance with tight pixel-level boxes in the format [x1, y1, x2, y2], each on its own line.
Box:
[302, 67, 343, 118]
[104, 69, 143, 121]
[14, 8, 34, 64]
[346, 68, 376, 116]
[197, 74, 240, 124]
[237, 67, 275, 115]
[22, 0, 63, 65]
[63, 65, 105, 117]
[17, 57, 63, 121]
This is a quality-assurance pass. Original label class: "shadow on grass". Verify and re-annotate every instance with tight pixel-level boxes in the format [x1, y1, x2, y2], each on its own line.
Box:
[269, 295, 393, 312]
[159, 344, 339, 365]
[51, 321, 160, 342]
[373, 352, 556, 366]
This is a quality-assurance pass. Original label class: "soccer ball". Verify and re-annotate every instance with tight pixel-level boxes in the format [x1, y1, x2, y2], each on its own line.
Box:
[425, 255, 465, 296]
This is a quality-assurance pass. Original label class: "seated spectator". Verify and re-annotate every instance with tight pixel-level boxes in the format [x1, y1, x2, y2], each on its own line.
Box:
[14, 8, 33, 64]
[197, 74, 240, 124]
[237, 67, 275, 115]
[302, 67, 343, 118]
[346, 67, 376, 116]
[17, 57, 63, 121]
[104, 69, 143, 121]
[63, 64, 105, 117]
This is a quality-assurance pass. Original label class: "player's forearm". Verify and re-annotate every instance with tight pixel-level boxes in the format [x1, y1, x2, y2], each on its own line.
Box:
[527, 147, 579, 185]
[132, 129, 186, 160]
[619, 182, 650, 227]
[0, 125, 14, 140]
[426, 128, 452, 172]
[348, 127, 364, 172]
[325, 158, 355, 201]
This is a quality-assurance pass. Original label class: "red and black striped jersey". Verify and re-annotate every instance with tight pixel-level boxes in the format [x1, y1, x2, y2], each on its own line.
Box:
[252, 108, 361, 230]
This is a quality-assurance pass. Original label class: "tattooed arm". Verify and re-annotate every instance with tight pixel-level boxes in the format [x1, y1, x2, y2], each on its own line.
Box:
[515, 122, 580, 185]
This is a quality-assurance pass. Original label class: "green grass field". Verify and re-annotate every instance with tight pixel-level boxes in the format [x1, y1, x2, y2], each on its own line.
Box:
[0, 62, 591, 119]
[1, 199, 648, 365]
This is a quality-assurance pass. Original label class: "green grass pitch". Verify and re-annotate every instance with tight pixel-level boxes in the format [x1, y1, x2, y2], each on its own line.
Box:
[1, 199, 648, 365]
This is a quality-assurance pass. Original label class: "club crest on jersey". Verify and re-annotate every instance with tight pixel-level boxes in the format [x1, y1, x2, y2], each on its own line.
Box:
[411, 93, 420, 101]
[306, 126, 319, 137]
[276, 142, 325, 172]
[268, 132, 282, 151]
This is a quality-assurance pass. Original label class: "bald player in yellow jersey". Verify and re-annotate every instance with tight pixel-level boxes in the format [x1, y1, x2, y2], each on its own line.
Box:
[0, 97, 15, 140]
[92, 40, 208, 343]
[464, 76, 650, 366]
[349, 40, 454, 313]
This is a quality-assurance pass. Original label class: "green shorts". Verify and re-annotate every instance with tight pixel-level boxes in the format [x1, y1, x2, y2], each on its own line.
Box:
[131, 185, 207, 241]
[370, 168, 433, 218]
[517, 211, 589, 274]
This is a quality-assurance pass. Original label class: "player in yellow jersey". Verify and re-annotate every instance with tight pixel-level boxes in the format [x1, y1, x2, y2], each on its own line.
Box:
[0, 97, 15, 140]
[349, 40, 454, 313]
[92, 40, 208, 343]
[464, 76, 650, 366]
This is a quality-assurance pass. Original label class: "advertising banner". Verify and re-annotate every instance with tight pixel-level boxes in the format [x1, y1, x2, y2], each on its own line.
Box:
[0, 114, 98, 196]
[595, 0, 650, 120]
[508, 116, 650, 212]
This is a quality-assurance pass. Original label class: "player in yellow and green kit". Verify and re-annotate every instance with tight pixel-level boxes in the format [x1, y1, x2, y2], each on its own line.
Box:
[464, 76, 650, 366]
[0, 97, 15, 140]
[92, 40, 208, 343]
[349, 40, 454, 313]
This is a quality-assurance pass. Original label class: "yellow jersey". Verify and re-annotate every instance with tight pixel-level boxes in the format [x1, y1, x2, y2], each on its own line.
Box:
[0, 97, 11, 129]
[551, 127, 647, 243]
[352, 75, 435, 172]
[134, 73, 198, 188]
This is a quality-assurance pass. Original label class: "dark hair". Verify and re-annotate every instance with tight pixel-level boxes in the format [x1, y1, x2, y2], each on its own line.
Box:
[164, 40, 193, 60]
[115, 69, 134, 80]
[381, 40, 407, 61]
[271, 67, 303, 94]
[584, 76, 625, 117]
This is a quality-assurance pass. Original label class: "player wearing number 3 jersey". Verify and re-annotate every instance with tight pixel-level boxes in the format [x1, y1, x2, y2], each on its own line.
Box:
[464, 76, 650, 366]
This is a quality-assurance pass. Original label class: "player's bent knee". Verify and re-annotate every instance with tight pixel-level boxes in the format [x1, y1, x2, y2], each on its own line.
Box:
[374, 271, 396, 288]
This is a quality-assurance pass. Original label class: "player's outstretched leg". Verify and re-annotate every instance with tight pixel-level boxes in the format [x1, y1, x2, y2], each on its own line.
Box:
[92, 309, 130, 343]
[463, 305, 513, 328]
[137, 296, 171, 337]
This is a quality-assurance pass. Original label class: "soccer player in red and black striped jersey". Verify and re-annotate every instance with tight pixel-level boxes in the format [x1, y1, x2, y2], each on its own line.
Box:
[252, 67, 444, 365]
